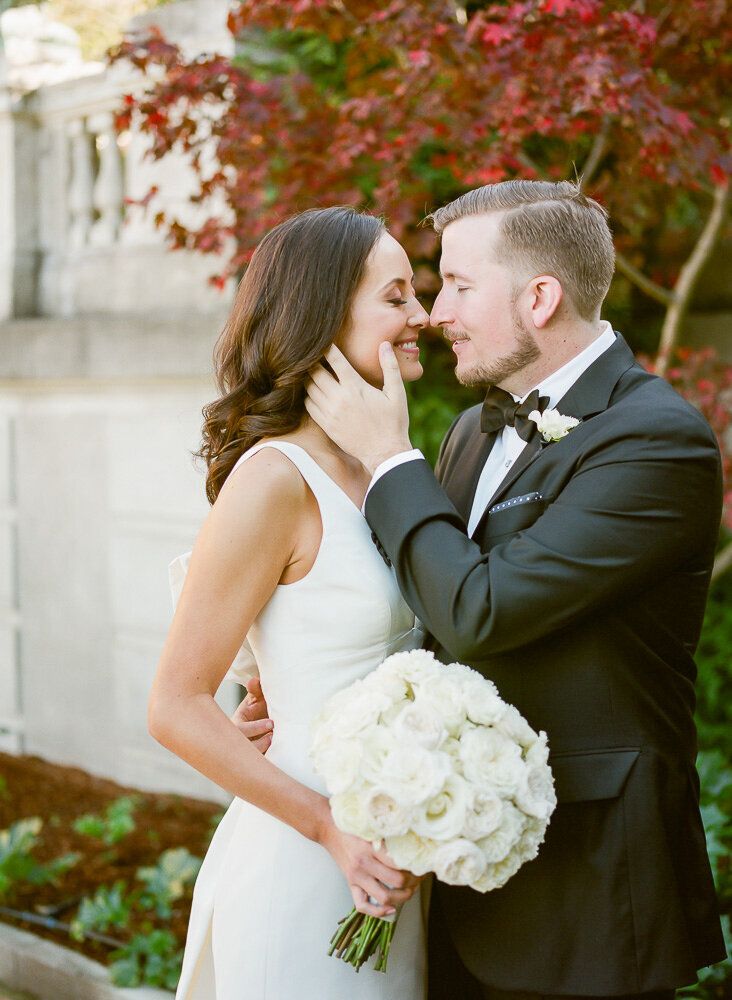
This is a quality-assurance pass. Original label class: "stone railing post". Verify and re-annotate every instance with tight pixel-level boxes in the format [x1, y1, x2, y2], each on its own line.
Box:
[88, 110, 124, 246]
[67, 116, 94, 250]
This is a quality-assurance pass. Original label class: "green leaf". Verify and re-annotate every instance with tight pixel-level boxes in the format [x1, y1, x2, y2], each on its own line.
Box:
[136, 847, 201, 917]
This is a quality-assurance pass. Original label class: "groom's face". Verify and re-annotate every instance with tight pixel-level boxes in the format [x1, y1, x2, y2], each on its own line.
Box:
[430, 213, 540, 389]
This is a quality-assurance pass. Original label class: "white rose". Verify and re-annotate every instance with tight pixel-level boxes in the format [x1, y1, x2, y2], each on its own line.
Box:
[458, 726, 505, 785]
[385, 831, 436, 876]
[529, 407, 580, 442]
[496, 704, 539, 749]
[439, 661, 479, 685]
[463, 679, 507, 727]
[329, 688, 394, 739]
[443, 733, 464, 761]
[472, 850, 524, 892]
[393, 698, 448, 751]
[514, 763, 556, 821]
[379, 744, 453, 807]
[360, 664, 407, 694]
[358, 727, 400, 785]
[364, 788, 412, 838]
[418, 676, 467, 735]
[412, 775, 471, 841]
[489, 742, 528, 798]
[477, 802, 524, 864]
[524, 732, 550, 767]
[310, 739, 363, 795]
[331, 785, 373, 839]
[378, 649, 441, 687]
[462, 788, 504, 840]
[432, 838, 487, 886]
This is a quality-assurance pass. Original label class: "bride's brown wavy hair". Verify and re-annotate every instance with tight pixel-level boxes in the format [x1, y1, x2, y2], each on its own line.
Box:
[198, 206, 385, 503]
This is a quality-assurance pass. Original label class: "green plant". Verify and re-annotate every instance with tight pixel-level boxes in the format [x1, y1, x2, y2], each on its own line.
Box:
[136, 847, 201, 918]
[695, 567, 732, 757]
[67, 845, 202, 987]
[72, 796, 139, 846]
[0, 817, 79, 899]
[678, 751, 732, 997]
[70, 882, 133, 942]
[682, 570, 732, 997]
[109, 928, 183, 990]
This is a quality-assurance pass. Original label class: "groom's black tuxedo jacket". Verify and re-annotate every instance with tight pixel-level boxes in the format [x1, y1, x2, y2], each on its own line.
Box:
[365, 335, 726, 995]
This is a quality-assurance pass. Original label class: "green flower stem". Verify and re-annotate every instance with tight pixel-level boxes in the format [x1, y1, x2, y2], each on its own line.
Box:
[328, 907, 398, 973]
[329, 908, 362, 957]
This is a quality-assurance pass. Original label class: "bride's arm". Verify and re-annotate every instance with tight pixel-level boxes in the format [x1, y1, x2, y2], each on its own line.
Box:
[149, 449, 415, 917]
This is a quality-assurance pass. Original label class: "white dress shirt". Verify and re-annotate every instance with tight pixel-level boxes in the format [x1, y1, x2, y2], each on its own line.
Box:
[366, 322, 616, 536]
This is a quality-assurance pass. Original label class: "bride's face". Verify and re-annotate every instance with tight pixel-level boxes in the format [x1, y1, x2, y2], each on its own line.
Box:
[338, 232, 430, 387]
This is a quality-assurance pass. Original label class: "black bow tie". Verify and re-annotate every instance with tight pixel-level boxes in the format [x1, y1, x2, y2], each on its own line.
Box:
[480, 387, 551, 443]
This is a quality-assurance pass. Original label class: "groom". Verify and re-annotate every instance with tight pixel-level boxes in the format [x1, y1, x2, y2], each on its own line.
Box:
[302, 180, 726, 999]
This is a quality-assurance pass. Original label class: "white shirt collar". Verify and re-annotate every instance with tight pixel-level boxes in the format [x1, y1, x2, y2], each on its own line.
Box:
[516, 321, 616, 408]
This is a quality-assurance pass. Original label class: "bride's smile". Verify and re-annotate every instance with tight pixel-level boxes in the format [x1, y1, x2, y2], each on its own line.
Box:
[337, 231, 430, 388]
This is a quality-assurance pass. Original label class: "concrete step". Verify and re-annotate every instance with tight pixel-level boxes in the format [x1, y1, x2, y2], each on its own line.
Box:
[0, 923, 173, 1000]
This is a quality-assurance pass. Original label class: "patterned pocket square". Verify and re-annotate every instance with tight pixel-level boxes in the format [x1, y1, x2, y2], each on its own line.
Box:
[488, 492, 544, 515]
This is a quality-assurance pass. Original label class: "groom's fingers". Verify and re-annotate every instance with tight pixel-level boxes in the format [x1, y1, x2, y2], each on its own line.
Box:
[324, 343, 360, 384]
[303, 395, 327, 429]
[308, 363, 338, 391]
[244, 677, 264, 702]
[379, 341, 407, 401]
[304, 378, 329, 409]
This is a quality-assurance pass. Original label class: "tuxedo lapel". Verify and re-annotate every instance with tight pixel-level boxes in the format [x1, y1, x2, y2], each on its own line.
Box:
[483, 436, 544, 510]
[552, 333, 637, 421]
[443, 424, 498, 522]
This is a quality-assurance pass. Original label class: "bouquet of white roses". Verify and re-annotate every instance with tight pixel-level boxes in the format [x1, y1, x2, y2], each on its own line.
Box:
[309, 649, 556, 972]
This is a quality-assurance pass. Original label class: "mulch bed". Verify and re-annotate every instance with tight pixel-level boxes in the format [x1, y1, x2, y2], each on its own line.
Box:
[0, 750, 221, 965]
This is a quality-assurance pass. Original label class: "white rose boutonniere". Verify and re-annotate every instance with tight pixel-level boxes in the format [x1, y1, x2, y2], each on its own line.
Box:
[529, 408, 580, 443]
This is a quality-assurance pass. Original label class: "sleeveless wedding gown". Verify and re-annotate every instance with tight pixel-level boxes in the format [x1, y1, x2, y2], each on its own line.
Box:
[174, 440, 427, 1000]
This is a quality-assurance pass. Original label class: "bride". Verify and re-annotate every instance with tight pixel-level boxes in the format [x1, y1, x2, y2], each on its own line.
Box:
[148, 206, 430, 999]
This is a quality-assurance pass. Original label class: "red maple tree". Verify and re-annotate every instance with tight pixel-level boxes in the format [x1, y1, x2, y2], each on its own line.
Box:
[111, 0, 731, 567]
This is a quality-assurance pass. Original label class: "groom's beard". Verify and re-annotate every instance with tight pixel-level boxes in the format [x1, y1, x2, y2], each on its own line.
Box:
[455, 308, 540, 389]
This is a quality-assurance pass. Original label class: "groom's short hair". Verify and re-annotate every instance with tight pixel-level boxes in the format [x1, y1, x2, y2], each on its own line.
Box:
[427, 180, 615, 321]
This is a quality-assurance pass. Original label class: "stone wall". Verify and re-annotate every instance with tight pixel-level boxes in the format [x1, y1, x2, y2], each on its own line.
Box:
[0, 0, 239, 803]
[0, 314, 241, 803]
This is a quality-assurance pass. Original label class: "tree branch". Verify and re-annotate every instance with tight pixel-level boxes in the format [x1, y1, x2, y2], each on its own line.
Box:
[656, 182, 730, 377]
[614, 252, 674, 306]
[712, 540, 732, 584]
[515, 150, 547, 179]
[579, 117, 612, 190]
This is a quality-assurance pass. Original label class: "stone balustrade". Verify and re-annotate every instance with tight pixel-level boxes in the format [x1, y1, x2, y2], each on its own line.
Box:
[7, 63, 231, 320]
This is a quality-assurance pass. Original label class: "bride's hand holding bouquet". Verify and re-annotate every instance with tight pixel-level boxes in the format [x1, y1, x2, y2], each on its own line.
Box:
[310, 649, 557, 972]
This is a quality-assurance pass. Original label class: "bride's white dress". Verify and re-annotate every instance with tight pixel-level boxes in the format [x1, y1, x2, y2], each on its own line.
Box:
[174, 440, 427, 1000]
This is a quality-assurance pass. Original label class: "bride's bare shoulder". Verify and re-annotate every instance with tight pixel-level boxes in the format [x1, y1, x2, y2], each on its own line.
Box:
[216, 443, 310, 518]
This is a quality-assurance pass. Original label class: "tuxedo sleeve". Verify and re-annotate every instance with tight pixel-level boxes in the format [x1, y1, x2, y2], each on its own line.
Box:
[433, 412, 461, 481]
[364, 408, 722, 659]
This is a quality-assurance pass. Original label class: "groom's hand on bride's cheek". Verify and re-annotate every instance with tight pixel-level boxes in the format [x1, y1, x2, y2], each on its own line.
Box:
[231, 678, 273, 754]
[305, 343, 412, 474]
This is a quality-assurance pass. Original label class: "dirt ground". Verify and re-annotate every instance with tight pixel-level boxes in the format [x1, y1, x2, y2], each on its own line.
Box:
[0, 751, 222, 965]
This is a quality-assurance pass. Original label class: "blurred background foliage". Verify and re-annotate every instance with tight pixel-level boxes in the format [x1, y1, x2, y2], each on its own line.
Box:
[687, 568, 732, 996]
